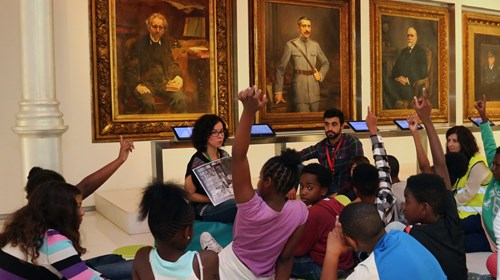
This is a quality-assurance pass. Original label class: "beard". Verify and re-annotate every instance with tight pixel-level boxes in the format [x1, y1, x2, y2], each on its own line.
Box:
[325, 130, 340, 141]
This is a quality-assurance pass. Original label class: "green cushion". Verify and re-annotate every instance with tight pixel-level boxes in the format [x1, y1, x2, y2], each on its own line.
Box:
[186, 221, 233, 252]
[112, 244, 148, 259]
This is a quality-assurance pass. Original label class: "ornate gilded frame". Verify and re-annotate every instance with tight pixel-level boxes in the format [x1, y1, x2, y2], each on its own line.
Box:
[250, 0, 355, 130]
[463, 11, 500, 121]
[370, 0, 449, 123]
[89, 0, 234, 142]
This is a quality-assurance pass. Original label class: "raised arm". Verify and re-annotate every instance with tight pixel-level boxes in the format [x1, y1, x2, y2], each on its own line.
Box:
[408, 114, 432, 173]
[232, 86, 267, 203]
[414, 93, 451, 190]
[366, 106, 394, 223]
[76, 136, 134, 199]
[476, 95, 497, 166]
[365, 106, 391, 188]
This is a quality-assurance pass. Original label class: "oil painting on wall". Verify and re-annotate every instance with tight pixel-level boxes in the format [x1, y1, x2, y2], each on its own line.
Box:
[90, 0, 234, 141]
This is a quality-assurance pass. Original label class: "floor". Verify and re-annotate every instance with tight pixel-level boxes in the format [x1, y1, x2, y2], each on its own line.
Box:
[79, 211, 154, 259]
[0, 211, 492, 276]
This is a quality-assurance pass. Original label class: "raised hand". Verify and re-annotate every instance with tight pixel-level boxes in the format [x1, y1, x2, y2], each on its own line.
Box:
[474, 95, 487, 122]
[413, 89, 432, 123]
[326, 217, 350, 257]
[407, 114, 420, 133]
[119, 135, 134, 162]
[365, 106, 378, 135]
[238, 85, 267, 113]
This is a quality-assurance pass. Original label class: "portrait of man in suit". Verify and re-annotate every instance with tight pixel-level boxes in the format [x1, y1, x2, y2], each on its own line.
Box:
[383, 27, 427, 109]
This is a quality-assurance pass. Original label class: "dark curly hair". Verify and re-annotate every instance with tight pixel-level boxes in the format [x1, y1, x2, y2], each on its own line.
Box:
[323, 108, 345, 125]
[261, 149, 302, 196]
[138, 181, 194, 244]
[0, 181, 84, 263]
[301, 163, 332, 189]
[406, 173, 447, 216]
[445, 126, 479, 161]
[25, 166, 66, 199]
[352, 163, 379, 197]
[191, 114, 228, 151]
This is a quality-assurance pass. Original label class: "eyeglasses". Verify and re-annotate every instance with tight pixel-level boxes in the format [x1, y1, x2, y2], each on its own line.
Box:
[210, 129, 226, 137]
[150, 24, 165, 30]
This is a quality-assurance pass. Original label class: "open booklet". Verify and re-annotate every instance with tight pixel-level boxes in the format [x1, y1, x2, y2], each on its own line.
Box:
[192, 157, 234, 206]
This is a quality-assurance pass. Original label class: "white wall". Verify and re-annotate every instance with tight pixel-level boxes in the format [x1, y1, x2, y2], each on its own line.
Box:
[0, 0, 23, 214]
[1, 0, 500, 214]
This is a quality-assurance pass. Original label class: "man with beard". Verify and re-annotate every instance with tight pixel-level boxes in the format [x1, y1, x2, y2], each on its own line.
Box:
[298, 108, 364, 196]
[383, 27, 427, 109]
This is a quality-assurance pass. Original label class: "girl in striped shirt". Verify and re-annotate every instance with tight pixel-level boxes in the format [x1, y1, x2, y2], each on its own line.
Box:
[0, 181, 104, 280]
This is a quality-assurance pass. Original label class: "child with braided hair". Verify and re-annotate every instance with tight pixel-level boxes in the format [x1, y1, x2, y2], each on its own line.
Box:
[132, 182, 219, 280]
[203, 86, 308, 279]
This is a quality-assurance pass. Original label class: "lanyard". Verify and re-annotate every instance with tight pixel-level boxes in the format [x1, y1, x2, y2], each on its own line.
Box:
[326, 135, 344, 174]
[204, 150, 217, 161]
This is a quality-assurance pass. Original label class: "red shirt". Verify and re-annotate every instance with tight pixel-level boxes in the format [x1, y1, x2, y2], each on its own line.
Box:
[294, 198, 355, 269]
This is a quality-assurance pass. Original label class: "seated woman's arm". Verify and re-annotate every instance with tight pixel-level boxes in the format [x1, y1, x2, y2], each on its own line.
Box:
[185, 175, 211, 204]
[455, 162, 491, 206]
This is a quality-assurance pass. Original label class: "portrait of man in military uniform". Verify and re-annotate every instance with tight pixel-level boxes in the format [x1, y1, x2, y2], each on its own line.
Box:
[477, 48, 500, 101]
[263, 3, 343, 115]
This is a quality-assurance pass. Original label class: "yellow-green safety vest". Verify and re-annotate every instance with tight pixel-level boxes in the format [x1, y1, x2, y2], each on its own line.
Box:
[454, 153, 492, 219]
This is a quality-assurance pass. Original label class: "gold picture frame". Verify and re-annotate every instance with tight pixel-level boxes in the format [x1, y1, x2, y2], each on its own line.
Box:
[250, 0, 355, 130]
[370, 0, 449, 123]
[90, 0, 234, 142]
[463, 11, 500, 121]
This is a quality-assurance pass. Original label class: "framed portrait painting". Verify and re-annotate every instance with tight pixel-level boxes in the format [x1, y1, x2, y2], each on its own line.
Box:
[463, 11, 500, 121]
[370, 0, 449, 123]
[89, 0, 235, 142]
[250, 0, 355, 130]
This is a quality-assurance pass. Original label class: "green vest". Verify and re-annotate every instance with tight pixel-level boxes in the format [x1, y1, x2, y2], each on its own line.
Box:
[454, 153, 491, 219]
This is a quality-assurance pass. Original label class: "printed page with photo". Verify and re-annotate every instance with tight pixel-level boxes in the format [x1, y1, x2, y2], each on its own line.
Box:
[193, 157, 234, 206]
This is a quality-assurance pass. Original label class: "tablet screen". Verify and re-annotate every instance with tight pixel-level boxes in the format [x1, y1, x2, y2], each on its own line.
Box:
[469, 117, 494, 127]
[394, 119, 423, 130]
[347, 121, 370, 132]
[172, 126, 194, 141]
[251, 124, 276, 137]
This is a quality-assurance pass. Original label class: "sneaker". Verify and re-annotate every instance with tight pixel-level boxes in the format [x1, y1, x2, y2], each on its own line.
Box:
[200, 232, 222, 254]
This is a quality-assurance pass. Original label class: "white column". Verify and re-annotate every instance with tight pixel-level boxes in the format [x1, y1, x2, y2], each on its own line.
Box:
[12, 0, 67, 183]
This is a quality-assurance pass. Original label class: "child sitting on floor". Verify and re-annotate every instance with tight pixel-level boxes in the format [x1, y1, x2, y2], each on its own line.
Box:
[350, 106, 397, 225]
[321, 202, 446, 280]
[202, 86, 308, 279]
[292, 163, 355, 280]
[404, 91, 467, 280]
[0, 181, 105, 279]
[133, 182, 219, 280]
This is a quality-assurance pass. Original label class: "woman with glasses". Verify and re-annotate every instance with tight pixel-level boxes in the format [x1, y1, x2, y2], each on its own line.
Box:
[184, 114, 237, 223]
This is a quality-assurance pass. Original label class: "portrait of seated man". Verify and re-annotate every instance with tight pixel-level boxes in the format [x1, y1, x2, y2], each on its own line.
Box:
[123, 12, 188, 114]
[383, 27, 428, 110]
